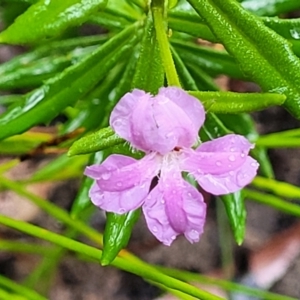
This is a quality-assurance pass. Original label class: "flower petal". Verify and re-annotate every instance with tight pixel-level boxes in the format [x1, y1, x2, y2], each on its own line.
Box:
[110, 89, 150, 143]
[181, 134, 254, 175]
[84, 153, 160, 192]
[158, 86, 205, 131]
[143, 167, 206, 245]
[197, 134, 253, 153]
[194, 157, 259, 195]
[89, 180, 150, 214]
[130, 92, 200, 154]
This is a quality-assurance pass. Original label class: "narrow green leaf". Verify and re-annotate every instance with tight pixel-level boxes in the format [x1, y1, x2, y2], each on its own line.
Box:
[0, 131, 52, 155]
[244, 189, 300, 218]
[61, 62, 127, 134]
[187, 0, 300, 119]
[172, 39, 245, 79]
[189, 91, 286, 113]
[0, 0, 108, 44]
[0, 275, 46, 300]
[0, 35, 108, 76]
[101, 210, 141, 265]
[132, 12, 164, 93]
[89, 11, 131, 30]
[68, 127, 124, 156]
[241, 0, 300, 16]
[252, 176, 300, 199]
[168, 17, 218, 42]
[29, 154, 88, 182]
[0, 24, 138, 141]
[219, 191, 246, 245]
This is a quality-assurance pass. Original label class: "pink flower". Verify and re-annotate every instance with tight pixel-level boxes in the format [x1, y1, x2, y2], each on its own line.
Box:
[85, 87, 258, 246]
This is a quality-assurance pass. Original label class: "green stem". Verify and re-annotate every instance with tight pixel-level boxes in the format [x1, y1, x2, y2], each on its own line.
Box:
[244, 189, 300, 217]
[0, 176, 103, 245]
[252, 176, 300, 199]
[0, 240, 52, 255]
[155, 266, 297, 300]
[0, 275, 46, 300]
[0, 214, 223, 300]
[152, 0, 181, 87]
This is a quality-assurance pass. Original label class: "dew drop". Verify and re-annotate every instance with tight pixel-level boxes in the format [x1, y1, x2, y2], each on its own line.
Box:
[116, 182, 123, 187]
[237, 171, 249, 186]
[171, 235, 176, 240]
[230, 147, 235, 152]
[229, 171, 234, 176]
[119, 208, 126, 214]
[241, 153, 245, 158]
[152, 226, 158, 232]
[161, 199, 165, 204]
[101, 173, 111, 180]
[187, 192, 192, 197]
[113, 119, 123, 128]
[290, 29, 300, 40]
[216, 161, 222, 166]
[228, 155, 236, 162]
[251, 162, 258, 168]
[188, 229, 199, 239]
[172, 190, 176, 194]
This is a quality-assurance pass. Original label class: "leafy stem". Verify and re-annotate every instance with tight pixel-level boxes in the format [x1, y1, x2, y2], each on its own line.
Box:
[151, 0, 180, 87]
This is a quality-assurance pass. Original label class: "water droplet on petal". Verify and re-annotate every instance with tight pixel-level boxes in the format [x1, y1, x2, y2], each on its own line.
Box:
[113, 119, 123, 128]
[229, 171, 234, 176]
[116, 182, 123, 187]
[237, 171, 249, 186]
[251, 162, 258, 168]
[188, 229, 199, 240]
[241, 153, 245, 158]
[172, 190, 176, 194]
[161, 199, 165, 204]
[119, 208, 126, 214]
[230, 147, 235, 152]
[152, 226, 158, 232]
[187, 192, 192, 197]
[101, 173, 111, 180]
[228, 155, 236, 162]
[171, 235, 176, 240]
[216, 161, 222, 166]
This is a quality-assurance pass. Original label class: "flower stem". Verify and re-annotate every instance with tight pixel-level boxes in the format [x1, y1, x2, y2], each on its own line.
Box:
[0, 214, 223, 300]
[152, 0, 181, 87]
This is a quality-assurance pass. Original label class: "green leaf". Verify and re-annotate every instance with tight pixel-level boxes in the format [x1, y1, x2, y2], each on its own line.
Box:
[70, 152, 104, 218]
[172, 39, 245, 79]
[244, 189, 300, 218]
[0, 24, 138, 141]
[189, 91, 286, 113]
[0, 131, 52, 155]
[101, 210, 141, 265]
[187, 0, 300, 119]
[68, 127, 124, 156]
[89, 11, 131, 30]
[0, 35, 108, 76]
[29, 154, 88, 182]
[61, 62, 127, 134]
[132, 12, 164, 93]
[241, 0, 300, 16]
[0, 0, 108, 44]
[219, 191, 246, 246]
